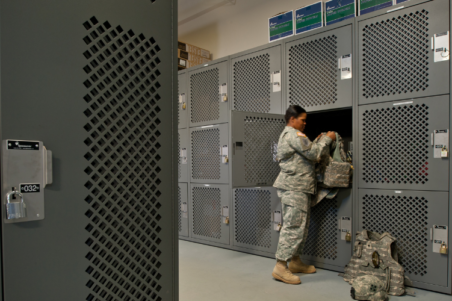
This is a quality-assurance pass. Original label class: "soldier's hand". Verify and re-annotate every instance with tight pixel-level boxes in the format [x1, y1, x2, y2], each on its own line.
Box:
[326, 131, 336, 141]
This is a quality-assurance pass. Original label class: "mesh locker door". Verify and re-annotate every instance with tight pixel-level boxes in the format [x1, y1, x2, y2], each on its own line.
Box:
[188, 59, 229, 127]
[358, 95, 449, 191]
[301, 189, 352, 271]
[358, 189, 448, 288]
[285, 25, 352, 112]
[190, 123, 229, 184]
[233, 187, 281, 254]
[189, 183, 230, 245]
[231, 111, 285, 187]
[231, 45, 282, 114]
[178, 183, 189, 237]
[178, 128, 189, 182]
[178, 71, 188, 129]
[358, 0, 450, 105]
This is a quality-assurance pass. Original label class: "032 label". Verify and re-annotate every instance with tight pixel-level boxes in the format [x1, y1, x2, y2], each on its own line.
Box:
[20, 184, 41, 193]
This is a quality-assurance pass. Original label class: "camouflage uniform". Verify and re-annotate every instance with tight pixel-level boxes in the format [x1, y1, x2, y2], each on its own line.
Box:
[351, 275, 388, 301]
[273, 126, 332, 261]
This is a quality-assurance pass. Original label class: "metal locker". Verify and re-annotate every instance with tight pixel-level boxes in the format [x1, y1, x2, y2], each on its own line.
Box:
[231, 111, 285, 187]
[301, 189, 353, 272]
[179, 183, 189, 237]
[189, 183, 230, 245]
[178, 128, 189, 183]
[231, 44, 283, 114]
[233, 187, 281, 255]
[190, 123, 229, 184]
[285, 23, 353, 112]
[358, 0, 450, 105]
[188, 58, 229, 127]
[178, 70, 188, 129]
[358, 95, 449, 191]
[358, 189, 449, 291]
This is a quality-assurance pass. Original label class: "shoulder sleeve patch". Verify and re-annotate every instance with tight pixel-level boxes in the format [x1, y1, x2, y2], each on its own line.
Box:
[300, 136, 312, 151]
[297, 132, 306, 137]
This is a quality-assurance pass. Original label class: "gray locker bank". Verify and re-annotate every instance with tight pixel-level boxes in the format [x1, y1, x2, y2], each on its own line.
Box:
[179, 0, 452, 294]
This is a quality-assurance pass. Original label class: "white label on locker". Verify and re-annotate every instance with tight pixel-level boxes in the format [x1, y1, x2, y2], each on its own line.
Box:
[433, 32, 450, 62]
[340, 54, 352, 80]
[180, 148, 187, 164]
[181, 202, 188, 212]
[222, 206, 229, 217]
[395, 191, 402, 194]
[433, 225, 448, 253]
[179, 93, 185, 104]
[272, 71, 281, 92]
[222, 145, 228, 163]
[433, 129, 449, 158]
[341, 216, 351, 240]
[274, 211, 282, 231]
[220, 83, 227, 95]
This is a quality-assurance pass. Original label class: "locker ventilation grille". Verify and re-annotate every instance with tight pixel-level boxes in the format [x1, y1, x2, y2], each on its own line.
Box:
[233, 54, 271, 113]
[82, 16, 164, 301]
[192, 187, 222, 239]
[362, 10, 429, 98]
[244, 116, 285, 185]
[234, 189, 272, 248]
[178, 133, 181, 180]
[190, 68, 220, 123]
[362, 194, 428, 276]
[178, 186, 182, 232]
[288, 36, 338, 107]
[303, 198, 338, 260]
[362, 104, 429, 184]
[191, 128, 221, 180]
[177, 76, 180, 126]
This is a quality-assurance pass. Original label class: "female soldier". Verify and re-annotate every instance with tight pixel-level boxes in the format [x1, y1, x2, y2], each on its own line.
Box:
[272, 105, 336, 285]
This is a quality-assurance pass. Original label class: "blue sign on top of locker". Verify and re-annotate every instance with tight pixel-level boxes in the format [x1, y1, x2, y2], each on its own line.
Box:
[269, 11, 294, 42]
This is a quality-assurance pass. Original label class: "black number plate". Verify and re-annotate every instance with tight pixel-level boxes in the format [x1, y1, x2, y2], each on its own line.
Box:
[20, 184, 41, 193]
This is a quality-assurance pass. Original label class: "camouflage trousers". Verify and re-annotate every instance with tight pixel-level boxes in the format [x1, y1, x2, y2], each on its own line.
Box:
[275, 189, 311, 261]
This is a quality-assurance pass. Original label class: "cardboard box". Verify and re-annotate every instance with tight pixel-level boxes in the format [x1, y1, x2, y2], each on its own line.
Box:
[178, 49, 189, 60]
[178, 41, 211, 59]
[295, 2, 323, 35]
[178, 49, 211, 64]
[269, 10, 294, 42]
[325, 0, 355, 26]
[358, 0, 393, 15]
[178, 58, 187, 68]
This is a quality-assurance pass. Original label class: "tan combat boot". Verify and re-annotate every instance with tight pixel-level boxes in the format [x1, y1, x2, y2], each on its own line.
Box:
[289, 256, 316, 274]
[272, 260, 301, 284]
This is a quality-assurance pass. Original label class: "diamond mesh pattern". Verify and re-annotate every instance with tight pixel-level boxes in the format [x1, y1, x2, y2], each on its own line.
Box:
[244, 116, 285, 184]
[178, 133, 181, 180]
[82, 16, 164, 301]
[234, 189, 272, 248]
[192, 187, 222, 239]
[362, 104, 430, 184]
[288, 36, 338, 107]
[362, 194, 428, 276]
[362, 10, 430, 99]
[191, 128, 221, 180]
[190, 68, 220, 123]
[303, 199, 338, 260]
[233, 54, 271, 113]
[178, 186, 182, 232]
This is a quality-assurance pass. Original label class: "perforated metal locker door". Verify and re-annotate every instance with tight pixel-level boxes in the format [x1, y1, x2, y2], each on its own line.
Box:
[178, 71, 188, 129]
[358, 189, 448, 289]
[301, 189, 352, 272]
[358, 0, 450, 105]
[358, 95, 449, 191]
[285, 25, 352, 112]
[189, 183, 230, 245]
[190, 123, 229, 184]
[233, 187, 281, 255]
[188, 59, 229, 127]
[231, 111, 285, 187]
[231, 45, 282, 114]
[179, 183, 189, 237]
[178, 128, 189, 182]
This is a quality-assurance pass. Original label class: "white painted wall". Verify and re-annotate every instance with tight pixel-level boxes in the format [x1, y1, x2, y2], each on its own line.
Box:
[178, 0, 315, 59]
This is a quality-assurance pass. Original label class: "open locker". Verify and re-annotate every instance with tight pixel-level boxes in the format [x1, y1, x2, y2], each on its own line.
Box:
[358, 189, 449, 292]
[178, 70, 188, 129]
[231, 44, 283, 114]
[188, 58, 229, 127]
[189, 183, 230, 245]
[179, 183, 189, 237]
[232, 187, 281, 256]
[231, 111, 285, 188]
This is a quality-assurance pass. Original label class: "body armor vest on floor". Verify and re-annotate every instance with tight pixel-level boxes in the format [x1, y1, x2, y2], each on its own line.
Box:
[342, 230, 409, 296]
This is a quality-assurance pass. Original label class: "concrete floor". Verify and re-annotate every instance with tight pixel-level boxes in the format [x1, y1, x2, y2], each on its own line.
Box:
[179, 240, 452, 301]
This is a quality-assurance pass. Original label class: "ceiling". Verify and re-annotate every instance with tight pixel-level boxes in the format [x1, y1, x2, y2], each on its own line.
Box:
[178, 0, 235, 23]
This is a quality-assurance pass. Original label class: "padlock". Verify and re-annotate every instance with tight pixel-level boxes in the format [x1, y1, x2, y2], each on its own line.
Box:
[225, 216, 229, 225]
[182, 102, 186, 110]
[441, 146, 448, 158]
[5, 190, 26, 220]
[223, 94, 228, 102]
[277, 223, 282, 232]
[224, 156, 229, 163]
[440, 242, 448, 254]
[345, 231, 352, 242]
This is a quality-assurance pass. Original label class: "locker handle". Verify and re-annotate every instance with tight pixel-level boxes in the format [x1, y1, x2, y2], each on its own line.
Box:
[431, 133, 434, 146]
[233, 142, 235, 156]
[387, 6, 404, 13]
